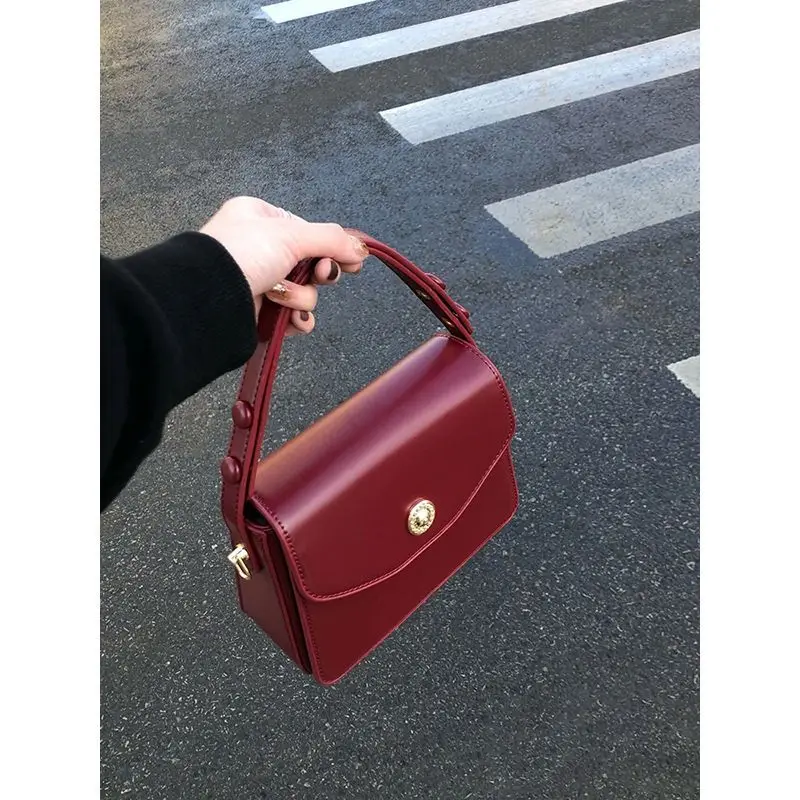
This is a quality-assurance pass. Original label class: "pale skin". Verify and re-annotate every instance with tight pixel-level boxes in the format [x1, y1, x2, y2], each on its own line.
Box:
[200, 196, 369, 335]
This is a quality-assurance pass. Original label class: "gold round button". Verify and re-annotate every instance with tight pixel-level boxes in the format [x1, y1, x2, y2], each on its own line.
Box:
[408, 500, 436, 535]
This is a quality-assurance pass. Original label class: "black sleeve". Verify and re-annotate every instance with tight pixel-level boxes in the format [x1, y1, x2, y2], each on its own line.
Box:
[101, 231, 257, 511]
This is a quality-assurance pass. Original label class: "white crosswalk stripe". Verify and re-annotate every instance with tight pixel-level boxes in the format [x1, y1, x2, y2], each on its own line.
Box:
[485, 145, 699, 257]
[261, 0, 376, 24]
[379, 30, 699, 144]
[668, 355, 700, 397]
[311, 0, 630, 72]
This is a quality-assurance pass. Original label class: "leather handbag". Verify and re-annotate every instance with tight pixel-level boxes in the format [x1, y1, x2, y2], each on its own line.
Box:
[219, 233, 519, 684]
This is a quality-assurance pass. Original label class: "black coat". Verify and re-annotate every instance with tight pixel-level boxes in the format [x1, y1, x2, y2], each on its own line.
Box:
[100, 232, 256, 510]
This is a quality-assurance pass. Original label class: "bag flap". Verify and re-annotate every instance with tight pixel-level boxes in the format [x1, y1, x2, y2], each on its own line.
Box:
[249, 335, 515, 602]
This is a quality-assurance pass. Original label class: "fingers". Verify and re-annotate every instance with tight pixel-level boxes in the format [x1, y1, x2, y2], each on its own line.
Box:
[325, 247, 364, 276]
[313, 257, 342, 285]
[286, 310, 315, 337]
[276, 258, 356, 339]
[274, 255, 360, 296]
[241, 205, 370, 339]
[265, 280, 318, 312]
[270, 247, 363, 341]
[266, 253, 360, 322]
[287, 219, 369, 268]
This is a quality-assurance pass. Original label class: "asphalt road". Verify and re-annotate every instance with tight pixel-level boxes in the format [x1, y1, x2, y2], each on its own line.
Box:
[100, 1, 700, 797]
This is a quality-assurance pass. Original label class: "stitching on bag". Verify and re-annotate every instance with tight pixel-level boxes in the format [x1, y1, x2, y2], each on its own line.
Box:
[254, 335, 517, 602]
[296, 593, 324, 682]
[249, 526, 314, 670]
[231, 332, 279, 517]
[229, 343, 278, 599]
[435, 333, 516, 436]
[222, 332, 278, 615]
[223, 337, 264, 517]
[248, 501, 325, 676]
[222, 358, 252, 516]
[222, 346, 259, 619]
[247, 343, 272, 467]
[503, 433, 520, 511]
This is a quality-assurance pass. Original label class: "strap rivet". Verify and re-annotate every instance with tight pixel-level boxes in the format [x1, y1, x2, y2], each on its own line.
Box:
[426, 273, 446, 290]
[220, 456, 242, 484]
[232, 400, 253, 429]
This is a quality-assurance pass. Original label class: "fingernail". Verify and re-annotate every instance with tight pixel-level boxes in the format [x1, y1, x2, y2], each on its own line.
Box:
[350, 236, 369, 258]
[300, 311, 310, 322]
[328, 261, 341, 281]
[268, 282, 290, 301]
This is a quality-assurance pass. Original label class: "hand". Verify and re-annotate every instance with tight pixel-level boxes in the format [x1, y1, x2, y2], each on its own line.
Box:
[200, 196, 368, 334]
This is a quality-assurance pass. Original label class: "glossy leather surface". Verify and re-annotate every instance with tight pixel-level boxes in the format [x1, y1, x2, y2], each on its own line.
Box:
[220, 235, 519, 684]
[250, 335, 514, 600]
[274, 450, 516, 684]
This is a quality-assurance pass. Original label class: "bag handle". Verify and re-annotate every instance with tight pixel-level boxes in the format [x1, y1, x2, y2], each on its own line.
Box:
[220, 232, 475, 551]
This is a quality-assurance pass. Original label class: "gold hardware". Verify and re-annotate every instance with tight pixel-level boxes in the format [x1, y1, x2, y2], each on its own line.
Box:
[408, 500, 436, 535]
[228, 544, 252, 580]
[415, 288, 431, 301]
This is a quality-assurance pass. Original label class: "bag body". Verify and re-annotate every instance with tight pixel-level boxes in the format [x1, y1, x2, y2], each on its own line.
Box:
[220, 235, 519, 684]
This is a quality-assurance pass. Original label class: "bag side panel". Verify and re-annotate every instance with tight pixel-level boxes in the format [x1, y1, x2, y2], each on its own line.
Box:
[239, 527, 312, 673]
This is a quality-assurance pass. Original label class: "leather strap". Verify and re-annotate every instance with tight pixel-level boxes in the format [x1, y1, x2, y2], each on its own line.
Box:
[220, 233, 475, 545]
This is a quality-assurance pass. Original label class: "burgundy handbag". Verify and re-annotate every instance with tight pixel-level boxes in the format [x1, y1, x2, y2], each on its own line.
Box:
[220, 234, 519, 684]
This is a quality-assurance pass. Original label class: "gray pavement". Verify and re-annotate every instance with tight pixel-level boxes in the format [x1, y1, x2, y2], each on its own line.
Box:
[100, 1, 700, 797]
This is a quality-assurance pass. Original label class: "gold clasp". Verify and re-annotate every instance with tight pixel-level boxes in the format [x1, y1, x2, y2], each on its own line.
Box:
[227, 543, 252, 580]
[408, 500, 436, 535]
